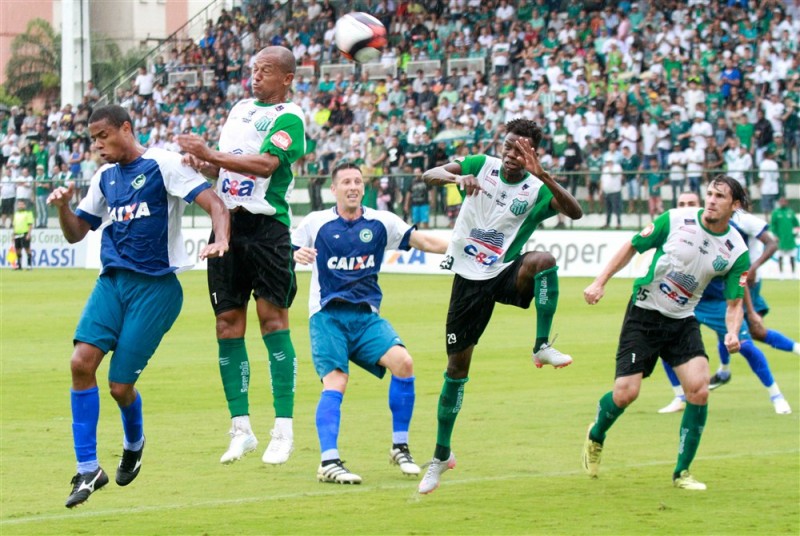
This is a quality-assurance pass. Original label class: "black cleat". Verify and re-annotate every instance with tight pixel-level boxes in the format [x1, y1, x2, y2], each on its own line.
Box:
[116, 437, 145, 486]
[709, 371, 731, 391]
[65, 467, 109, 508]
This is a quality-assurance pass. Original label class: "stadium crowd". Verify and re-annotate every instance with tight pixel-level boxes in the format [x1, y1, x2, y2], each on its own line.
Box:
[2, 0, 800, 229]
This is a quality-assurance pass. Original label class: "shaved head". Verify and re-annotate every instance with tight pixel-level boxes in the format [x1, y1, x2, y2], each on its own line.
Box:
[259, 46, 296, 75]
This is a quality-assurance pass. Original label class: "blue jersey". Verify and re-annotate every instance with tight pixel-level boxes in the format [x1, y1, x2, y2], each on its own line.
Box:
[292, 207, 413, 316]
[76, 148, 210, 276]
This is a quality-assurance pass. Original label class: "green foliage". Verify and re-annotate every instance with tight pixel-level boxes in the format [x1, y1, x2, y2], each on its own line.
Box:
[0, 85, 22, 108]
[4, 18, 60, 102]
[1, 272, 798, 534]
[91, 38, 146, 98]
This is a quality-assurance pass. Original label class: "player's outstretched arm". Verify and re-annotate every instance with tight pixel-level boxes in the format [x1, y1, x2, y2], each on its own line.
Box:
[513, 137, 582, 220]
[422, 162, 481, 196]
[47, 183, 91, 244]
[724, 297, 744, 353]
[178, 133, 281, 178]
[584, 241, 637, 305]
[748, 230, 778, 285]
[294, 246, 317, 265]
[408, 230, 448, 254]
[194, 188, 230, 259]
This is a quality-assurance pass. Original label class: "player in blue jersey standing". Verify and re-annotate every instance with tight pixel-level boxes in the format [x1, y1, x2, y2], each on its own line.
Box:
[292, 163, 448, 484]
[47, 105, 230, 508]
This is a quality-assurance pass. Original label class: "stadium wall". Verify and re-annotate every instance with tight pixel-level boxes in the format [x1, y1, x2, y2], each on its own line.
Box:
[2, 228, 797, 280]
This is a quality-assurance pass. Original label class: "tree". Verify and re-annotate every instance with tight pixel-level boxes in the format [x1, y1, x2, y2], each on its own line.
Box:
[91, 38, 145, 99]
[4, 18, 60, 103]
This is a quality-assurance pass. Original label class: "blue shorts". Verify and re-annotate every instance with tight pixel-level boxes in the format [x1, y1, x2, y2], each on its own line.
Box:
[309, 302, 403, 379]
[411, 204, 429, 226]
[749, 280, 769, 316]
[694, 298, 751, 341]
[75, 269, 183, 384]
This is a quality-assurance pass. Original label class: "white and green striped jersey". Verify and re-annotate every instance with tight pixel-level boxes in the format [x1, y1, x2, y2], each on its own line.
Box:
[440, 154, 558, 280]
[631, 207, 750, 319]
[216, 99, 306, 226]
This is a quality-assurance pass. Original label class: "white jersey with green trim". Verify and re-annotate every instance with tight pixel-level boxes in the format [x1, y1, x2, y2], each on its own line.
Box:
[440, 154, 558, 280]
[216, 99, 306, 225]
[630, 207, 750, 319]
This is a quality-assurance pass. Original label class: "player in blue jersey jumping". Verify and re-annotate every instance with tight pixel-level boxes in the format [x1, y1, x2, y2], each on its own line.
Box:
[292, 163, 448, 484]
[48, 105, 230, 508]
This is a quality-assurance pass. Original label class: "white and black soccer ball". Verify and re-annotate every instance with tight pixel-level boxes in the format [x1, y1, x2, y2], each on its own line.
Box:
[334, 12, 387, 63]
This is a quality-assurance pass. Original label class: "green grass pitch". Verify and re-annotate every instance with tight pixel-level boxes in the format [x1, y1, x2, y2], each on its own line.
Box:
[1, 270, 798, 535]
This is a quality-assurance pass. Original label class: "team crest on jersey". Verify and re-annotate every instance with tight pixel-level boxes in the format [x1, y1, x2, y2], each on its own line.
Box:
[359, 229, 373, 243]
[510, 198, 528, 216]
[712, 255, 728, 272]
[131, 174, 146, 190]
[254, 116, 272, 132]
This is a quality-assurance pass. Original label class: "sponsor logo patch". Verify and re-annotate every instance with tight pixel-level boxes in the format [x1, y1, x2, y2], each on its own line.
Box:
[270, 130, 292, 150]
[640, 222, 655, 237]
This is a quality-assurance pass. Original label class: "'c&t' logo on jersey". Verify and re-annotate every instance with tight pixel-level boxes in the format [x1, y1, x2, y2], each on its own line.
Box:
[131, 174, 146, 189]
[221, 178, 255, 197]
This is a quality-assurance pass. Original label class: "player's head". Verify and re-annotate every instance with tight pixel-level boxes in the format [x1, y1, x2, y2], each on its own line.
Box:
[501, 118, 543, 177]
[251, 46, 296, 103]
[16, 199, 27, 211]
[677, 191, 701, 208]
[331, 162, 364, 211]
[704, 175, 748, 224]
[88, 105, 138, 165]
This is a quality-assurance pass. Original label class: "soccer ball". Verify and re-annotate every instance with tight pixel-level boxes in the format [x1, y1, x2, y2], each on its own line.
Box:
[334, 12, 387, 63]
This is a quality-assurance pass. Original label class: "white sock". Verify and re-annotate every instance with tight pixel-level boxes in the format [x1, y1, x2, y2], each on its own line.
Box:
[793, 342, 800, 355]
[767, 383, 782, 399]
[232, 415, 252, 434]
[719, 364, 731, 373]
[672, 385, 685, 398]
[274, 417, 293, 438]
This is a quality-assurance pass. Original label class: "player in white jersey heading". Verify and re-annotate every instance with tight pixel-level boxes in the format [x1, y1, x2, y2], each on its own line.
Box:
[178, 46, 305, 466]
[48, 105, 230, 508]
[293, 163, 448, 484]
[582, 175, 750, 491]
[417, 118, 583, 494]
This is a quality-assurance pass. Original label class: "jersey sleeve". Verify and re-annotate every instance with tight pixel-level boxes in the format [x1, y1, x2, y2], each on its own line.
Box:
[374, 210, 414, 251]
[259, 112, 306, 165]
[631, 210, 671, 253]
[159, 151, 212, 202]
[75, 166, 109, 230]
[722, 250, 750, 300]
[738, 211, 768, 239]
[456, 154, 487, 179]
[531, 183, 558, 221]
[291, 213, 314, 249]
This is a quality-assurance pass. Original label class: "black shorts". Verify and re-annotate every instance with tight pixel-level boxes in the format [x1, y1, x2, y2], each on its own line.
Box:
[14, 235, 30, 250]
[207, 211, 297, 315]
[615, 300, 707, 379]
[1, 198, 14, 216]
[446, 255, 531, 354]
[588, 182, 600, 196]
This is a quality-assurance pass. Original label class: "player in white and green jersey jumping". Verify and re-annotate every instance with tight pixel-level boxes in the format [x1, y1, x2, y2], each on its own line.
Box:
[417, 118, 583, 494]
[178, 46, 305, 467]
[581, 175, 751, 491]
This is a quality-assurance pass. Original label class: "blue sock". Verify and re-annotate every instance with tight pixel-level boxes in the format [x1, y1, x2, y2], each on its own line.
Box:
[71, 387, 100, 473]
[119, 391, 144, 451]
[662, 360, 680, 388]
[764, 330, 796, 352]
[389, 376, 415, 445]
[316, 390, 343, 462]
[717, 339, 731, 366]
[740, 340, 774, 387]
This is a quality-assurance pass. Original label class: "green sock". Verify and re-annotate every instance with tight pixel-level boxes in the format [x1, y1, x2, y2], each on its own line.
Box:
[590, 391, 625, 444]
[433, 374, 469, 461]
[674, 402, 707, 477]
[263, 330, 296, 419]
[218, 338, 250, 418]
[533, 266, 559, 352]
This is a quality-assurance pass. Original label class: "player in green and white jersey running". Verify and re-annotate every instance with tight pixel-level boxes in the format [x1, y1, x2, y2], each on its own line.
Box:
[417, 118, 583, 494]
[581, 175, 751, 491]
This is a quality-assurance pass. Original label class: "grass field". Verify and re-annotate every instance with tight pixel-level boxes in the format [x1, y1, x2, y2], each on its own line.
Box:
[1, 270, 798, 535]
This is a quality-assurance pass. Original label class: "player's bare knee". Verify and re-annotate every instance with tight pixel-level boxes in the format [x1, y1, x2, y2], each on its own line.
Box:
[391, 353, 414, 378]
[259, 316, 288, 334]
[684, 384, 709, 405]
[215, 310, 244, 339]
[70, 353, 95, 382]
[108, 382, 135, 406]
[612, 383, 639, 407]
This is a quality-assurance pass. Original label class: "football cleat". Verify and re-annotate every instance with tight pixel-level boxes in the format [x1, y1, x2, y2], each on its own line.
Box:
[390, 444, 420, 476]
[220, 429, 258, 464]
[317, 460, 362, 484]
[673, 470, 707, 490]
[116, 437, 145, 486]
[418, 453, 456, 494]
[65, 467, 109, 508]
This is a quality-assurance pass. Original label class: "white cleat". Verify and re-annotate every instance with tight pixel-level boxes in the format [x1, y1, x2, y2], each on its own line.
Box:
[533, 342, 573, 369]
[262, 429, 294, 464]
[658, 397, 686, 414]
[418, 453, 456, 494]
[773, 397, 792, 415]
[220, 429, 258, 464]
[673, 470, 707, 491]
[317, 460, 362, 484]
[389, 444, 420, 476]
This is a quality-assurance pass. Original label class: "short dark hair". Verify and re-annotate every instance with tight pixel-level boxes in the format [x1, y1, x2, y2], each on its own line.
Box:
[331, 162, 362, 182]
[710, 174, 749, 210]
[88, 105, 132, 129]
[505, 118, 543, 149]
